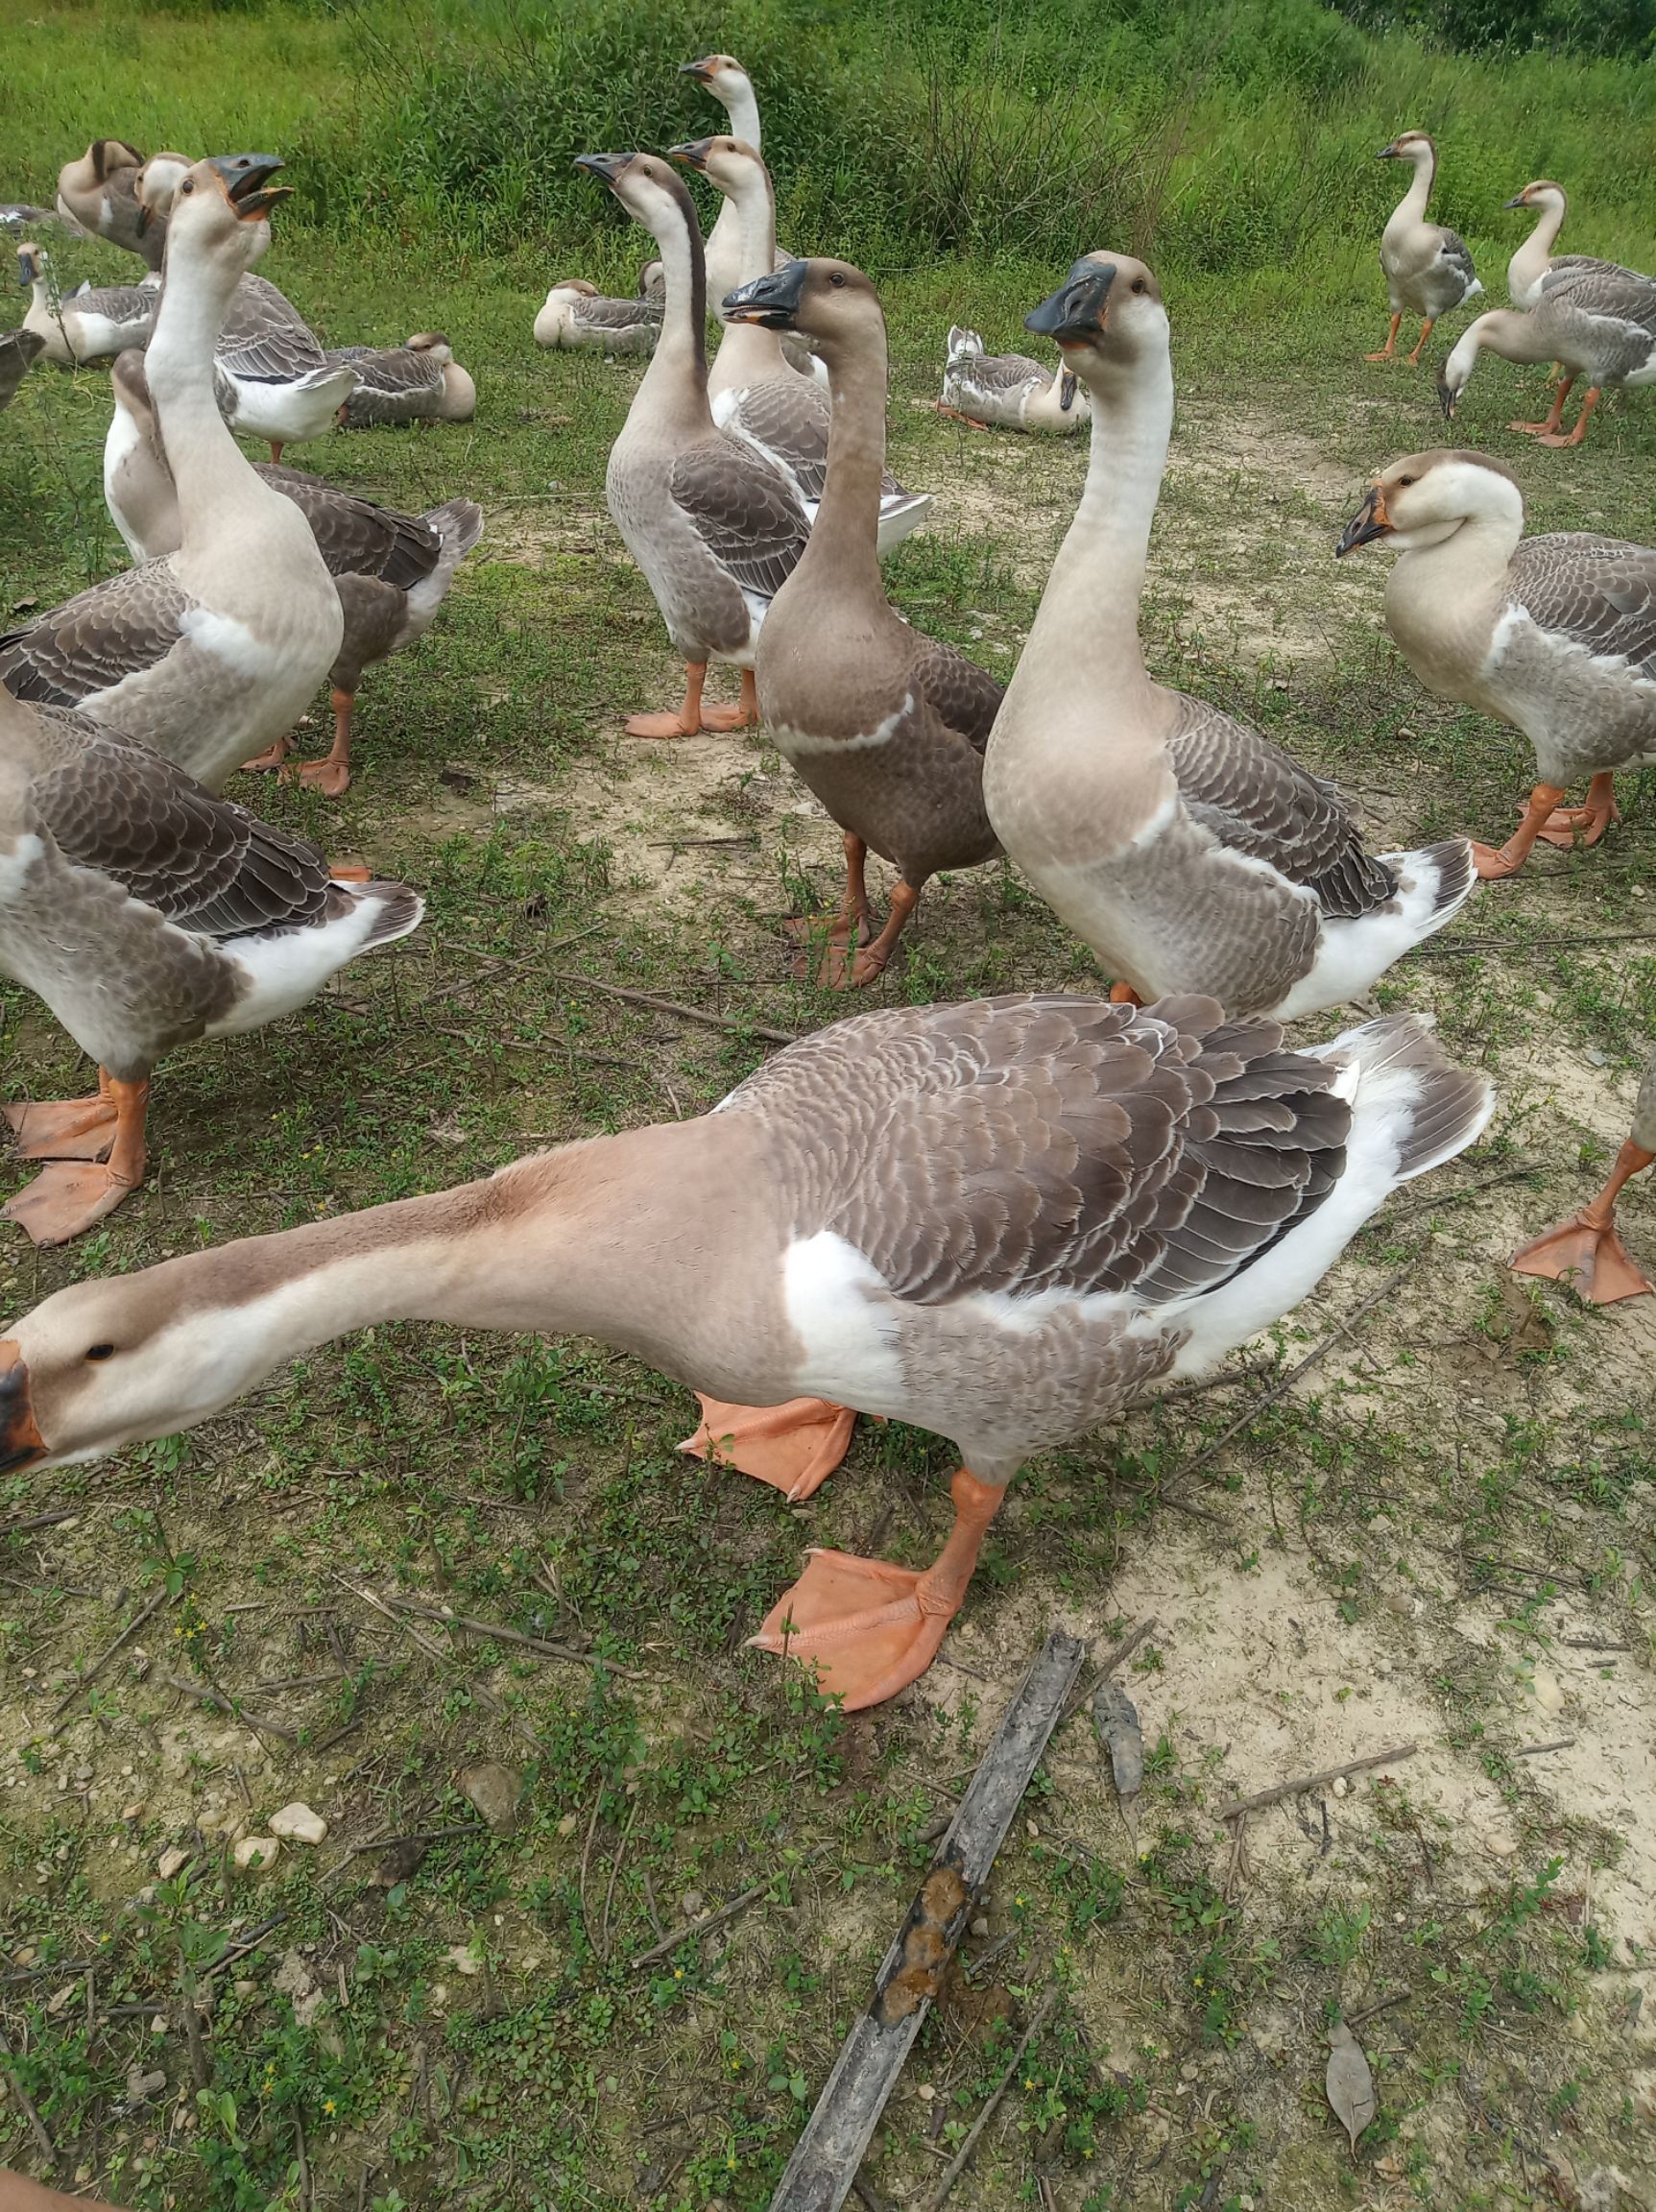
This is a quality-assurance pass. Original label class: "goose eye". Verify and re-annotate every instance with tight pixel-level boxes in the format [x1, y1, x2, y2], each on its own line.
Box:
[85, 1343, 115, 1362]
[1398, 474, 1416, 486]
[1131, 279, 1146, 294]
[828, 272, 846, 287]
[180, 179, 193, 195]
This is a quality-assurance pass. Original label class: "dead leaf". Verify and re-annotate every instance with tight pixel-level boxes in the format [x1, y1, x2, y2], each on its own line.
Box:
[1092, 1679, 1143, 1800]
[1326, 2018, 1377, 2151]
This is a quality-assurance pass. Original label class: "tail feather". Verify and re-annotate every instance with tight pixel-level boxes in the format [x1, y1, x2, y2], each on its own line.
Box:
[421, 496, 485, 562]
[353, 881, 425, 950]
[1321, 1011, 1494, 1183]
[946, 325, 984, 364]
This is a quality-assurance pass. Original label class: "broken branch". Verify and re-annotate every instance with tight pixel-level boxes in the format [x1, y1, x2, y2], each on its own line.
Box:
[1215, 1742, 1418, 1823]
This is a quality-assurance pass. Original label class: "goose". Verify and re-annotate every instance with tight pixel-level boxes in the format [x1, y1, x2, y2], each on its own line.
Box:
[1369, 132, 1482, 365]
[984, 253, 1476, 1017]
[939, 325, 1088, 433]
[104, 349, 483, 795]
[0, 683, 421, 1245]
[16, 242, 156, 365]
[55, 140, 170, 270]
[328, 332, 477, 427]
[673, 138, 929, 553]
[0, 158, 344, 794]
[723, 257, 999, 986]
[1336, 448, 1656, 878]
[0, 326, 44, 410]
[575, 150, 807, 737]
[678, 56, 789, 307]
[1503, 180, 1632, 312]
[1437, 266, 1656, 448]
[0, 992, 1490, 1707]
[1512, 1051, 1654, 1304]
[534, 276, 661, 355]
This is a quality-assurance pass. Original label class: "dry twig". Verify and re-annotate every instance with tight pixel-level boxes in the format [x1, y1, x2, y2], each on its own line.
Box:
[1215, 1742, 1418, 1823]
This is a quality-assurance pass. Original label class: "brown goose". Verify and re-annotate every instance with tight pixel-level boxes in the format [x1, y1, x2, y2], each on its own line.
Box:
[328, 332, 477, 428]
[0, 326, 44, 410]
[0, 994, 1489, 1708]
[723, 257, 1000, 986]
[104, 350, 483, 795]
[1512, 1052, 1655, 1303]
[575, 150, 807, 737]
[55, 139, 170, 270]
[1437, 266, 1656, 449]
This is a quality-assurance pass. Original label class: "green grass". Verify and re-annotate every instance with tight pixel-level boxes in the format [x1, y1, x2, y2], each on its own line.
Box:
[3, 4, 1656, 2210]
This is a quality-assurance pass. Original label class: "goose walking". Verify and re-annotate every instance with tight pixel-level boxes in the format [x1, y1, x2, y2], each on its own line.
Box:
[1336, 448, 1656, 877]
[328, 332, 476, 427]
[0, 158, 345, 793]
[723, 257, 999, 985]
[16, 243, 156, 365]
[984, 253, 1475, 1017]
[0, 684, 421, 1244]
[0, 327, 44, 410]
[534, 275, 661, 355]
[576, 150, 806, 737]
[1369, 132, 1481, 365]
[938, 325, 1087, 433]
[1503, 180, 1632, 311]
[104, 349, 483, 795]
[1512, 1053, 1655, 1303]
[1437, 265, 1656, 448]
[0, 993, 1489, 1706]
[673, 137, 929, 551]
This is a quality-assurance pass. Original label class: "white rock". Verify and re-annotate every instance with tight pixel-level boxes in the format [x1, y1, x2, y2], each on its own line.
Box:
[269, 1802, 327, 1845]
[1332, 1776, 1349, 1798]
[156, 1846, 189, 1880]
[447, 1942, 483, 1977]
[233, 1836, 280, 1873]
[1533, 1669, 1565, 1714]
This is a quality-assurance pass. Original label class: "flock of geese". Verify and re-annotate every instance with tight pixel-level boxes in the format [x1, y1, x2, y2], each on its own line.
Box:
[0, 66, 1651, 1720]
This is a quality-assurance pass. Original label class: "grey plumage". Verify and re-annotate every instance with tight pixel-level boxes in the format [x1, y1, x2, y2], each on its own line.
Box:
[0, 327, 44, 409]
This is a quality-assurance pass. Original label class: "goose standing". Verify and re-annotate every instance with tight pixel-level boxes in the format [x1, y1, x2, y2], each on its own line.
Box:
[15, 242, 156, 365]
[55, 140, 168, 270]
[984, 253, 1475, 1017]
[534, 276, 661, 355]
[1369, 132, 1482, 365]
[722, 257, 999, 985]
[678, 56, 788, 305]
[1336, 448, 1656, 876]
[0, 993, 1490, 1707]
[0, 157, 344, 793]
[575, 151, 806, 737]
[938, 325, 1087, 433]
[0, 684, 421, 1244]
[1503, 180, 1632, 311]
[1437, 266, 1656, 448]
[329, 332, 477, 427]
[672, 137, 929, 551]
[104, 349, 483, 795]
[1512, 1053, 1655, 1303]
[0, 327, 44, 410]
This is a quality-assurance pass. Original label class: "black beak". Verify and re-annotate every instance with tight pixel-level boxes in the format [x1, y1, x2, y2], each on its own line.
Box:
[0, 1341, 44, 1475]
[16, 251, 29, 289]
[208, 154, 290, 222]
[1025, 260, 1116, 344]
[667, 139, 715, 174]
[1335, 486, 1392, 558]
[1376, 144, 1401, 159]
[722, 258, 809, 329]
[1058, 369, 1079, 410]
[680, 56, 716, 81]
[1501, 193, 1526, 209]
[575, 152, 633, 189]
[135, 204, 152, 237]
[1436, 376, 1457, 421]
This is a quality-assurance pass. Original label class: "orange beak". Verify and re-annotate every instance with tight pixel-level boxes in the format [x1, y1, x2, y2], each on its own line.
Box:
[0, 1339, 44, 1473]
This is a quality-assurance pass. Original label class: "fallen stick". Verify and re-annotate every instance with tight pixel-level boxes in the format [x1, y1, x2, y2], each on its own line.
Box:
[383, 1595, 646, 1679]
[1345, 1987, 1411, 2028]
[1514, 1737, 1575, 1758]
[1384, 1160, 1541, 1223]
[631, 1880, 769, 1970]
[163, 1674, 298, 1743]
[1056, 1617, 1158, 1733]
[0, 1508, 77, 1542]
[0, 2025, 56, 2166]
[924, 1990, 1059, 2212]
[1215, 1741, 1418, 1823]
[552, 968, 798, 1046]
[53, 1584, 174, 1719]
[767, 1629, 1085, 2212]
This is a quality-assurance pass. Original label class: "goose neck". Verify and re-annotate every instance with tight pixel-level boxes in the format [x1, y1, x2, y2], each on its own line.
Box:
[797, 321, 889, 598]
[1390, 148, 1435, 231]
[708, 169, 786, 383]
[635, 201, 712, 430]
[144, 245, 255, 530]
[722, 78, 762, 148]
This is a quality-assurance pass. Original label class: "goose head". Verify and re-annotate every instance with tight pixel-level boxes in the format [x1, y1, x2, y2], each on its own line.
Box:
[1376, 130, 1434, 165]
[574, 151, 698, 251]
[1024, 251, 1165, 400]
[1336, 449, 1524, 559]
[680, 53, 754, 106]
[638, 258, 665, 299]
[15, 241, 45, 289]
[132, 150, 193, 235]
[668, 132, 763, 203]
[405, 331, 453, 361]
[722, 253, 877, 362]
[1503, 178, 1566, 218]
[58, 138, 144, 204]
[162, 154, 291, 280]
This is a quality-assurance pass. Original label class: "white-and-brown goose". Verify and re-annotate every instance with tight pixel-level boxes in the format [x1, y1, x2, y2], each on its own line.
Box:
[1503, 180, 1633, 311]
[1369, 132, 1482, 365]
[984, 253, 1476, 1017]
[575, 150, 807, 737]
[56, 140, 171, 270]
[0, 993, 1489, 1706]
[1337, 448, 1656, 876]
[16, 242, 156, 365]
[534, 276, 661, 355]
[0, 158, 344, 793]
[1437, 265, 1656, 448]
[678, 55, 789, 305]
[939, 325, 1088, 433]
[328, 332, 476, 427]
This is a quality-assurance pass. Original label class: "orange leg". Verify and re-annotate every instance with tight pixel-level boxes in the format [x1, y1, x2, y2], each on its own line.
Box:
[1108, 980, 1143, 1006]
[1470, 783, 1569, 879]
[1365, 314, 1403, 364]
[1404, 317, 1436, 368]
[1538, 385, 1601, 448]
[1532, 771, 1620, 851]
[698, 666, 761, 733]
[750, 1465, 1006, 1710]
[2, 1075, 148, 1245]
[626, 662, 758, 739]
[784, 831, 875, 955]
[935, 402, 992, 430]
[268, 441, 284, 465]
[819, 878, 921, 990]
[680, 1395, 858, 1503]
[289, 686, 354, 797]
[1510, 377, 1573, 437]
[1511, 1139, 1655, 1304]
[242, 733, 294, 775]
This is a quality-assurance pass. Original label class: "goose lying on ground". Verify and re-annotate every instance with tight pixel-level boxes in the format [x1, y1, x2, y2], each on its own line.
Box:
[724, 257, 998, 987]
[56, 139, 170, 269]
[984, 252, 1476, 1016]
[0, 683, 421, 1244]
[674, 137, 929, 552]
[1512, 1052, 1655, 1304]
[1369, 132, 1481, 365]
[576, 150, 806, 737]
[1503, 180, 1632, 311]
[0, 327, 45, 409]
[0, 993, 1490, 1707]
[1437, 265, 1656, 448]
[939, 325, 1087, 432]
[104, 349, 483, 795]
[0, 158, 344, 793]
[16, 242, 156, 364]
[328, 332, 476, 427]
[534, 276, 661, 354]
[1337, 447, 1656, 876]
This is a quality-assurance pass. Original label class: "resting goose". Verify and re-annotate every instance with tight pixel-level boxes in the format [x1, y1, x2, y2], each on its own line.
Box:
[55, 140, 169, 270]
[0, 683, 421, 1244]
[329, 332, 476, 427]
[104, 349, 483, 795]
[724, 257, 999, 985]
[939, 325, 1087, 433]
[0, 158, 344, 794]
[576, 151, 806, 737]
[1369, 132, 1482, 365]
[16, 243, 156, 365]
[1512, 1052, 1655, 1304]
[0, 327, 45, 410]
[1437, 266, 1656, 448]
[673, 137, 929, 553]
[1336, 448, 1656, 877]
[1503, 180, 1630, 311]
[534, 276, 660, 355]
[0, 993, 1489, 1706]
[984, 254, 1475, 1017]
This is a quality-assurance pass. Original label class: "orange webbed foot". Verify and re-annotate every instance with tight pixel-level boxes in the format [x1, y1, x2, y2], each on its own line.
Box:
[1511, 1216, 1653, 1304]
[624, 709, 701, 739]
[696, 700, 760, 733]
[1470, 840, 1528, 881]
[681, 1395, 857, 1503]
[295, 757, 351, 798]
[241, 737, 293, 775]
[5, 1094, 117, 1162]
[750, 1549, 952, 1710]
[2, 1159, 137, 1244]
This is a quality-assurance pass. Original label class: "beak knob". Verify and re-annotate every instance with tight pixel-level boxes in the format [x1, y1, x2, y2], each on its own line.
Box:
[1334, 486, 1392, 558]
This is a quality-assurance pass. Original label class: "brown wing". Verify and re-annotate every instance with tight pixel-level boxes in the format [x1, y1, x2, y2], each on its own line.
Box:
[912, 639, 1003, 757]
[726, 375, 905, 505]
[220, 274, 324, 378]
[670, 438, 809, 604]
[1509, 533, 1656, 676]
[256, 467, 442, 591]
[0, 561, 191, 708]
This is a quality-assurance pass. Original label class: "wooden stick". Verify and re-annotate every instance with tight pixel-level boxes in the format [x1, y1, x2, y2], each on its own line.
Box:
[163, 1674, 297, 1743]
[1057, 1618, 1157, 1733]
[0, 1508, 76, 1542]
[53, 1584, 173, 1719]
[382, 1595, 646, 1679]
[1215, 1741, 1418, 1822]
[1384, 1161, 1541, 1224]
[552, 968, 798, 1046]
[631, 1881, 768, 1970]
[1514, 1736, 1575, 1757]
[0, 2025, 56, 2166]
[1345, 1987, 1411, 2027]
[924, 1990, 1059, 2212]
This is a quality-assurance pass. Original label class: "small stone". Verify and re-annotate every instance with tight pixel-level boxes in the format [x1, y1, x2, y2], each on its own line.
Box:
[149, 2014, 168, 2035]
[1553, 1501, 1585, 1524]
[274, 1951, 315, 2002]
[1025, 1819, 1040, 1839]
[1533, 1668, 1565, 1714]
[970, 1916, 990, 1938]
[121, 1801, 144, 1822]
[126, 2068, 165, 2104]
[427, 1983, 449, 2009]
[156, 1846, 189, 1880]
[1369, 1514, 1392, 1535]
[233, 1836, 280, 1873]
[447, 1942, 483, 1978]
[458, 1762, 521, 1837]
[1180, 2060, 1200, 2081]
[917, 2082, 935, 2102]
[45, 1984, 76, 2017]
[1332, 1776, 1349, 1798]
[681, 1890, 705, 1918]
[556, 1812, 577, 1838]
[269, 1802, 327, 1846]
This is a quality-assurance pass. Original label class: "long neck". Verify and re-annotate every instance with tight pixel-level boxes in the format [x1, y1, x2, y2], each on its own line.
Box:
[708, 167, 786, 384]
[1508, 200, 1564, 301]
[1386, 499, 1522, 668]
[1392, 149, 1435, 229]
[795, 317, 889, 601]
[145, 240, 261, 536]
[1460, 308, 1555, 372]
[633, 202, 711, 433]
[722, 77, 762, 148]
